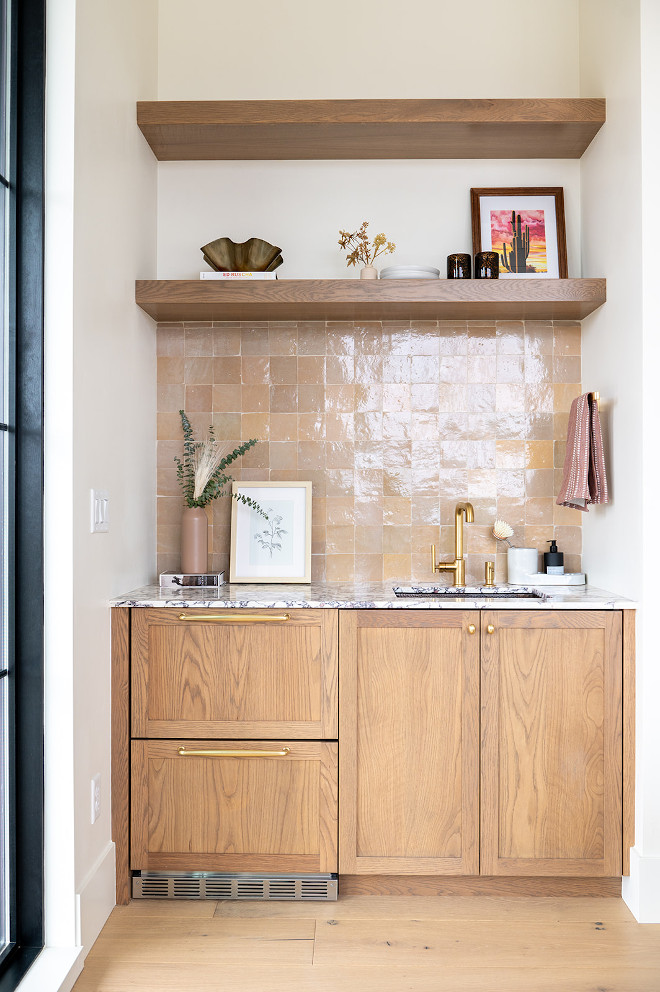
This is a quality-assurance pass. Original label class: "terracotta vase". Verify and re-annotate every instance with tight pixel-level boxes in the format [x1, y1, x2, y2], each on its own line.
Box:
[181, 506, 208, 574]
[360, 265, 378, 279]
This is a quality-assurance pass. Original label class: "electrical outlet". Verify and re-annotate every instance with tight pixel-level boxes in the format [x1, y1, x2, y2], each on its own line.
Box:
[90, 489, 109, 533]
[91, 773, 101, 824]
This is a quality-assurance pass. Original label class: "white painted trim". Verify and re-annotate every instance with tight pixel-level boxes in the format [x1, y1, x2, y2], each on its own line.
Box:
[75, 841, 116, 952]
[13, 948, 83, 992]
[623, 847, 660, 922]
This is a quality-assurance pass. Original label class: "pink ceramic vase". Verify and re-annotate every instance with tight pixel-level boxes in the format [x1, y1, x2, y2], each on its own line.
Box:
[181, 506, 208, 574]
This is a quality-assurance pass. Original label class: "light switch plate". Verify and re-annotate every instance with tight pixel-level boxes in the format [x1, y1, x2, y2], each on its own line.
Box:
[90, 489, 109, 533]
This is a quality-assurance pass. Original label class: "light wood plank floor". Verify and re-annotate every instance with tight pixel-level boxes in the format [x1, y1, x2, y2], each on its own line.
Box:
[72, 896, 660, 992]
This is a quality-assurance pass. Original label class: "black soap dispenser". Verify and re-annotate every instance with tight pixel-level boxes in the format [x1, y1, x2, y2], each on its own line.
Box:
[544, 540, 564, 575]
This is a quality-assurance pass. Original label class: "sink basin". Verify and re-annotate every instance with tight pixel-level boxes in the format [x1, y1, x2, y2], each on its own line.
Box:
[392, 585, 548, 601]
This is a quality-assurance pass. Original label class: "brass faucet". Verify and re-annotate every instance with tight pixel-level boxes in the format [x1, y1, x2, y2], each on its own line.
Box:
[430, 501, 475, 586]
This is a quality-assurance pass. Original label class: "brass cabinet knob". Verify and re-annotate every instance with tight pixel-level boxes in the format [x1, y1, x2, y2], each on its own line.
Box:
[487, 623, 495, 634]
[467, 623, 476, 635]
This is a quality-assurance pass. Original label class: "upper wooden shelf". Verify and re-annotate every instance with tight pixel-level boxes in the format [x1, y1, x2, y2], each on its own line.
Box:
[136, 99, 606, 161]
[135, 278, 606, 323]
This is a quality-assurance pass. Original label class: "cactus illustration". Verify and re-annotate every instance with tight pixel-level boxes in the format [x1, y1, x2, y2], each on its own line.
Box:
[501, 210, 531, 273]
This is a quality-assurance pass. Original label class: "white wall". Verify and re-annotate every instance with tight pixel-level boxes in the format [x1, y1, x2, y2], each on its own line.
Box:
[157, 0, 581, 100]
[156, 0, 583, 279]
[157, 159, 581, 280]
[580, 0, 660, 922]
[41, 0, 158, 986]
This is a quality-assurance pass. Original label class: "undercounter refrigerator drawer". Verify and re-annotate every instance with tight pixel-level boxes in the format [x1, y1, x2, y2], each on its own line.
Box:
[130, 739, 338, 874]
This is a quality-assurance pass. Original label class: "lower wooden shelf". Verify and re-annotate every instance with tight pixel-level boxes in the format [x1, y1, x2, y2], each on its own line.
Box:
[135, 277, 606, 323]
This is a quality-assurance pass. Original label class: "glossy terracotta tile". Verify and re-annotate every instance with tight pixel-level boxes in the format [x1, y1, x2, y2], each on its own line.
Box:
[270, 356, 298, 384]
[157, 328, 185, 357]
[184, 385, 212, 412]
[213, 384, 243, 412]
[212, 325, 241, 356]
[298, 356, 325, 384]
[553, 322, 581, 356]
[268, 325, 298, 355]
[525, 440, 554, 470]
[184, 326, 214, 357]
[156, 317, 583, 576]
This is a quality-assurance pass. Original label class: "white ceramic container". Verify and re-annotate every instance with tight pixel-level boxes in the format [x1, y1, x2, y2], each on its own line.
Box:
[507, 547, 539, 583]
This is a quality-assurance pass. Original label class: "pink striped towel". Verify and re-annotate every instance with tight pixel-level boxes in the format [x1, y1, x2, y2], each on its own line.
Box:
[556, 392, 609, 511]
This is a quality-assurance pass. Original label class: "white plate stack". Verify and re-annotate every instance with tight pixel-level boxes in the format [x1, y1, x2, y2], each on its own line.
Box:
[379, 265, 440, 279]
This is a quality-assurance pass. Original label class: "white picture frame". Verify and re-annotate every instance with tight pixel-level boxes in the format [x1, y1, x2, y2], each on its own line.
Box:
[229, 481, 312, 584]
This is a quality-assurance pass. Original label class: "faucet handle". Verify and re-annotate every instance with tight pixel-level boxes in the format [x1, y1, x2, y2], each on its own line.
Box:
[431, 544, 437, 574]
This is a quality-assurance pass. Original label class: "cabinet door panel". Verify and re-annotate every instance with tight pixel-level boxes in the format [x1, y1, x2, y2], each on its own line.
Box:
[131, 608, 337, 738]
[340, 611, 479, 875]
[481, 610, 622, 876]
[131, 740, 337, 873]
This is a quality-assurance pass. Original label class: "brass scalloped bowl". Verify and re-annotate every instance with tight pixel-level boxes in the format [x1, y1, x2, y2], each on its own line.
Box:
[201, 237, 283, 272]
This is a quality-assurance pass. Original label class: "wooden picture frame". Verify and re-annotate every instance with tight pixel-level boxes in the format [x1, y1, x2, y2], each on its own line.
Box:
[471, 187, 567, 279]
[230, 481, 312, 583]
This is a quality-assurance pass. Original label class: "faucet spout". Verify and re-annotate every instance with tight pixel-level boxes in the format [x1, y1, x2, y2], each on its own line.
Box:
[430, 501, 475, 587]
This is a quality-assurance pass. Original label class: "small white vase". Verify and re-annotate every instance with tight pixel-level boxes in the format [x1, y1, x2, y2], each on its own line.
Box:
[360, 265, 378, 279]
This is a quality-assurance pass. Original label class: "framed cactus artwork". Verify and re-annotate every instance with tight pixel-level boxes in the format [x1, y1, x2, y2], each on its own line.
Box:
[471, 187, 567, 279]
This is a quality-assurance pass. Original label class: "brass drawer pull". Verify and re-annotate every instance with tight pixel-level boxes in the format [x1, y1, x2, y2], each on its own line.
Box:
[177, 746, 291, 758]
[467, 624, 476, 635]
[177, 613, 290, 623]
[487, 623, 495, 634]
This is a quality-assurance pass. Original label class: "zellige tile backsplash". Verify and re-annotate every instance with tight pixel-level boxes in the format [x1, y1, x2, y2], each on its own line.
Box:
[156, 319, 583, 584]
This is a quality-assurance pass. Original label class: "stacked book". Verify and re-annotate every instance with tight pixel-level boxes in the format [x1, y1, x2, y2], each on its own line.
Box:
[200, 271, 278, 280]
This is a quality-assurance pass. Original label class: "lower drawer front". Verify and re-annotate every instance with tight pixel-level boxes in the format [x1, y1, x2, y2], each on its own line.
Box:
[130, 740, 338, 873]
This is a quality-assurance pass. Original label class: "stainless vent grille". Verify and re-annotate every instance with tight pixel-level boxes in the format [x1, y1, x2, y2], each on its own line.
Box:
[133, 872, 338, 901]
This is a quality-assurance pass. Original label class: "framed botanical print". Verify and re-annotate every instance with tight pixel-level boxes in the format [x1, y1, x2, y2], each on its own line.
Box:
[229, 481, 312, 583]
[471, 187, 568, 278]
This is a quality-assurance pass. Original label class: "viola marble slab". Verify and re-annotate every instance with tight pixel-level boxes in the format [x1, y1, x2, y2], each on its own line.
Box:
[112, 581, 635, 610]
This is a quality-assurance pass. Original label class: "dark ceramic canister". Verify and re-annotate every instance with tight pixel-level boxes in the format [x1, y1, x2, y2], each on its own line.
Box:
[474, 250, 500, 279]
[446, 253, 471, 279]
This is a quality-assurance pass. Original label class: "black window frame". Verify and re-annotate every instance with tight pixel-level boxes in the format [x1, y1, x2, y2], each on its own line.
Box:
[0, 0, 45, 985]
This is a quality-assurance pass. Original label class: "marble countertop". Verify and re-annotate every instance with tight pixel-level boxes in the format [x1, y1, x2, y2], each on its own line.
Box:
[112, 581, 635, 610]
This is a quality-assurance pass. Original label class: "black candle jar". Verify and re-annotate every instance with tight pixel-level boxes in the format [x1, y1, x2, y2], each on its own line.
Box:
[447, 253, 471, 279]
[474, 251, 500, 279]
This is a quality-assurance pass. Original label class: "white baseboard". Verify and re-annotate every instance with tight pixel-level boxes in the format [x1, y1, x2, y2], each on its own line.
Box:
[623, 847, 660, 922]
[75, 840, 116, 954]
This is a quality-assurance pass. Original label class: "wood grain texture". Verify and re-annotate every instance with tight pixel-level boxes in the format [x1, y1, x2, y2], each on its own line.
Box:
[211, 893, 631, 920]
[136, 277, 606, 323]
[111, 608, 130, 905]
[72, 962, 660, 992]
[480, 611, 622, 877]
[339, 875, 622, 897]
[74, 894, 660, 992]
[130, 739, 337, 873]
[131, 608, 337, 739]
[340, 610, 479, 875]
[312, 918, 660, 970]
[623, 609, 636, 874]
[136, 98, 606, 160]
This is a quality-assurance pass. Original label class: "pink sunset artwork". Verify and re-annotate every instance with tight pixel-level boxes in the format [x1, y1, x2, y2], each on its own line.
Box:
[490, 209, 547, 273]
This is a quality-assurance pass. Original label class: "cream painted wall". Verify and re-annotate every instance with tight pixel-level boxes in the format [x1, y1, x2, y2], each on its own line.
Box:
[155, 0, 585, 278]
[71, 0, 158, 892]
[157, 159, 581, 280]
[43, 0, 158, 978]
[157, 0, 581, 100]
[579, 0, 660, 922]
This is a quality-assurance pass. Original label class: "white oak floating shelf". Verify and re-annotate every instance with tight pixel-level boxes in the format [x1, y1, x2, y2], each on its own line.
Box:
[135, 279, 606, 323]
[136, 98, 606, 161]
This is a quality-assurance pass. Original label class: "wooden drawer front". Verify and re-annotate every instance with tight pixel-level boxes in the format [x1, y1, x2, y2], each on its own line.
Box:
[131, 608, 337, 738]
[481, 610, 622, 877]
[130, 740, 338, 873]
